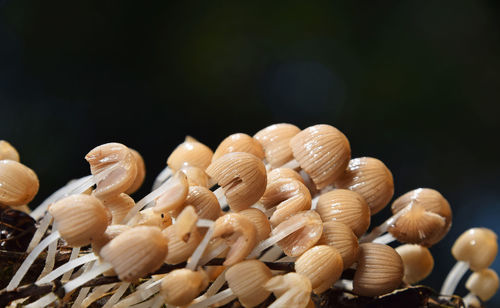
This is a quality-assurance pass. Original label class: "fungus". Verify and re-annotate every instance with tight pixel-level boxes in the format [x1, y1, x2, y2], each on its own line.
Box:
[253, 123, 301, 169]
[395, 244, 434, 284]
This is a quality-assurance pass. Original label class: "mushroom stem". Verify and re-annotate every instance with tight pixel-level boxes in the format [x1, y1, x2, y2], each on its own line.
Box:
[102, 282, 130, 308]
[152, 167, 173, 190]
[37, 237, 58, 280]
[463, 293, 480, 308]
[186, 224, 215, 270]
[372, 233, 397, 245]
[25, 292, 57, 308]
[26, 213, 53, 252]
[64, 262, 113, 293]
[36, 253, 98, 285]
[280, 159, 301, 170]
[440, 260, 469, 296]
[61, 247, 80, 282]
[189, 288, 236, 308]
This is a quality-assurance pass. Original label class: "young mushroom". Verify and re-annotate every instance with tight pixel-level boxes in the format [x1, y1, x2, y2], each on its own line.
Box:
[253, 123, 301, 169]
[225, 260, 273, 307]
[0, 140, 20, 161]
[101, 193, 136, 224]
[353, 243, 404, 297]
[160, 268, 209, 306]
[0, 160, 39, 206]
[239, 208, 271, 242]
[318, 221, 359, 269]
[274, 211, 323, 257]
[180, 165, 209, 187]
[464, 268, 499, 306]
[395, 244, 434, 284]
[264, 272, 312, 308]
[184, 185, 222, 221]
[441, 227, 498, 296]
[212, 133, 265, 162]
[335, 157, 394, 215]
[289, 124, 351, 190]
[124, 148, 146, 195]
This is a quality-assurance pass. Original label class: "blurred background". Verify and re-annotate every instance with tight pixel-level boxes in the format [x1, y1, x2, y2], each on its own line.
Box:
[1, 0, 500, 305]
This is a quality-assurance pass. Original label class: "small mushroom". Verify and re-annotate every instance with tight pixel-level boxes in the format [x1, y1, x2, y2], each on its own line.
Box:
[101, 193, 136, 224]
[465, 268, 499, 302]
[212, 133, 265, 162]
[264, 272, 312, 308]
[318, 221, 359, 269]
[167, 138, 213, 172]
[163, 223, 202, 264]
[91, 224, 131, 255]
[180, 165, 209, 187]
[225, 260, 272, 307]
[153, 171, 189, 216]
[0, 160, 39, 206]
[254, 123, 301, 168]
[123, 148, 146, 195]
[275, 211, 323, 257]
[395, 244, 434, 284]
[0, 140, 20, 162]
[266, 167, 305, 185]
[239, 208, 271, 242]
[128, 207, 172, 230]
[160, 268, 209, 306]
[184, 185, 222, 221]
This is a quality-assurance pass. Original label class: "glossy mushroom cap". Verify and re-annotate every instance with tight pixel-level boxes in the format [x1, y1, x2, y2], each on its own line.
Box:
[100, 226, 168, 282]
[92, 224, 131, 255]
[167, 139, 213, 172]
[452, 228, 498, 271]
[264, 272, 312, 308]
[275, 211, 323, 257]
[390, 188, 452, 246]
[124, 148, 146, 195]
[353, 243, 404, 297]
[49, 194, 109, 247]
[0, 160, 39, 206]
[335, 157, 394, 215]
[85, 143, 137, 199]
[395, 244, 434, 284]
[0, 140, 20, 162]
[254, 123, 301, 168]
[160, 269, 209, 306]
[266, 167, 305, 185]
[163, 224, 202, 264]
[101, 193, 136, 224]
[206, 152, 267, 212]
[184, 186, 221, 221]
[239, 208, 271, 242]
[290, 124, 351, 190]
[226, 260, 272, 308]
[318, 221, 359, 269]
[212, 133, 265, 162]
[180, 166, 209, 187]
[466, 268, 499, 301]
[316, 189, 371, 238]
[153, 171, 189, 216]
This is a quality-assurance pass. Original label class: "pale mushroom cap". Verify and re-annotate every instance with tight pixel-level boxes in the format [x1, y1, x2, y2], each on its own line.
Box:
[239, 208, 271, 242]
[174, 205, 198, 242]
[92, 224, 131, 255]
[266, 167, 305, 185]
[335, 157, 394, 215]
[102, 193, 136, 224]
[212, 133, 265, 162]
[0, 160, 39, 206]
[260, 178, 312, 226]
[85, 143, 137, 199]
[353, 243, 404, 297]
[153, 171, 189, 215]
[100, 226, 168, 282]
[466, 268, 499, 301]
[49, 194, 109, 247]
[206, 152, 267, 212]
[225, 260, 273, 307]
[254, 123, 301, 168]
[395, 244, 434, 284]
[167, 140, 213, 172]
[452, 228, 498, 271]
[180, 165, 209, 187]
[316, 189, 371, 238]
[0, 140, 20, 162]
[318, 221, 359, 269]
[163, 224, 202, 264]
[275, 211, 323, 257]
[129, 207, 172, 230]
[264, 272, 312, 308]
[391, 188, 452, 244]
[125, 148, 146, 195]
[295, 245, 343, 294]
[184, 185, 221, 221]
[160, 269, 209, 306]
[290, 124, 351, 190]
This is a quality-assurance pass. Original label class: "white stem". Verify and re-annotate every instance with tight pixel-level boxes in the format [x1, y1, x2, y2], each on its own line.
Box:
[102, 282, 130, 308]
[152, 167, 173, 191]
[280, 159, 301, 170]
[359, 204, 411, 243]
[189, 288, 235, 308]
[199, 242, 228, 266]
[61, 247, 81, 282]
[334, 279, 353, 291]
[25, 292, 57, 308]
[114, 280, 161, 308]
[72, 287, 91, 308]
[259, 246, 283, 262]
[26, 213, 53, 253]
[213, 187, 228, 210]
[463, 293, 480, 308]
[7, 230, 60, 291]
[197, 219, 214, 228]
[150, 294, 165, 308]
[206, 268, 228, 297]
[311, 196, 319, 210]
[37, 253, 98, 285]
[372, 233, 397, 245]
[81, 283, 116, 308]
[440, 261, 469, 296]
[37, 237, 58, 280]
[187, 225, 214, 270]
[64, 262, 113, 293]
[130, 295, 158, 308]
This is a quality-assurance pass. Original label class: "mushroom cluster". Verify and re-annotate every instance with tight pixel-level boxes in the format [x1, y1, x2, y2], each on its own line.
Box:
[0, 124, 495, 307]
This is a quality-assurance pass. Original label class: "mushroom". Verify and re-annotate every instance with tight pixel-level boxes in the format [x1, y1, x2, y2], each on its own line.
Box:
[180, 165, 209, 187]
[264, 272, 312, 308]
[124, 148, 146, 195]
[0, 160, 39, 206]
[274, 211, 323, 257]
[318, 221, 359, 269]
[395, 244, 434, 284]
[101, 193, 136, 224]
[239, 208, 271, 242]
[0, 140, 20, 161]
[212, 133, 265, 162]
[225, 260, 273, 307]
[160, 268, 209, 306]
[464, 268, 499, 306]
[441, 227, 498, 296]
[184, 185, 222, 221]
[254, 123, 301, 168]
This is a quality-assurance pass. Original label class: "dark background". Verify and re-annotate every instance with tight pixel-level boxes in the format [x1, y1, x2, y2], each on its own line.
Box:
[1, 0, 500, 305]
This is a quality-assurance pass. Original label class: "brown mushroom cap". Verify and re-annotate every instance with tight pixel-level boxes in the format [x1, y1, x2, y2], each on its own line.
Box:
[289, 124, 351, 190]
[160, 269, 209, 306]
[226, 260, 273, 307]
[0, 140, 20, 162]
[125, 148, 146, 195]
[335, 157, 394, 215]
[184, 185, 222, 221]
[167, 139, 213, 172]
[180, 165, 209, 187]
[239, 208, 271, 242]
[212, 133, 265, 162]
[395, 244, 434, 284]
[275, 211, 323, 257]
[452, 228, 498, 271]
[318, 221, 359, 269]
[266, 167, 305, 185]
[0, 160, 39, 206]
[254, 123, 301, 168]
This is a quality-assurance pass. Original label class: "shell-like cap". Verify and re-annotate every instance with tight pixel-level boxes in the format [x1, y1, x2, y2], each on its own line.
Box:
[154, 171, 189, 216]
[295, 245, 343, 294]
[290, 124, 351, 190]
[264, 272, 312, 308]
[395, 244, 434, 284]
[452, 228, 498, 271]
[180, 166, 209, 187]
[335, 157, 394, 215]
[125, 148, 146, 195]
[353, 243, 404, 297]
[100, 226, 168, 282]
[254, 123, 301, 168]
[212, 133, 265, 162]
[466, 268, 499, 301]
[275, 211, 323, 257]
[0, 141, 20, 162]
[267, 167, 305, 185]
[316, 189, 370, 238]
[167, 139, 213, 172]
[129, 207, 172, 230]
[239, 208, 271, 242]
[163, 224, 202, 264]
[225, 260, 272, 307]
[102, 193, 136, 224]
[49, 194, 109, 247]
[318, 221, 359, 269]
[260, 178, 311, 227]
[206, 152, 267, 211]
[92, 224, 131, 255]
[185, 186, 221, 221]
[85, 143, 137, 199]
[160, 269, 209, 306]
[0, 160, 39, 206]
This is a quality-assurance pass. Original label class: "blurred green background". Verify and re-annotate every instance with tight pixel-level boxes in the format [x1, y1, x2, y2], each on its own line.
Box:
[1, 0, 500, 305]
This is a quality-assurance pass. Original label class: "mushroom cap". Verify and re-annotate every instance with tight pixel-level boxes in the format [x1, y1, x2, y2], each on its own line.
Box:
[184, 185, 221, 221]
[0, 160, 39, 206]
[206, 152, 267, 211]
[452, 228, 498, 271]
[0, 140, 20, 162]
[275, 211, 323, 257]
[239, 208, 271, 242]
[167, 139, 213, 172]
[163, 224, 202, 264]
[160, 269, 209, 306]
[180, 165, 209, 187]
[264, 272, 312, 308]
[125, 148, 146, 195]
[395, 244, 434, 284]
[226, 260, 273, 307]
[101, 193, 136, 225]
[335, 157, 394, 215]
[466, 268, 499, 301]
[153, 171, 189, 216]
[92, 224, 131, 255]
[254, 123, 301, 168]
[353, 243, 404, 297]
[318, 221, 359, 269]
[316, 189, 371, 238]
[290, 124, 351, 190]
[212, 133, 265, 162]
[266, 167, 305, 185]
